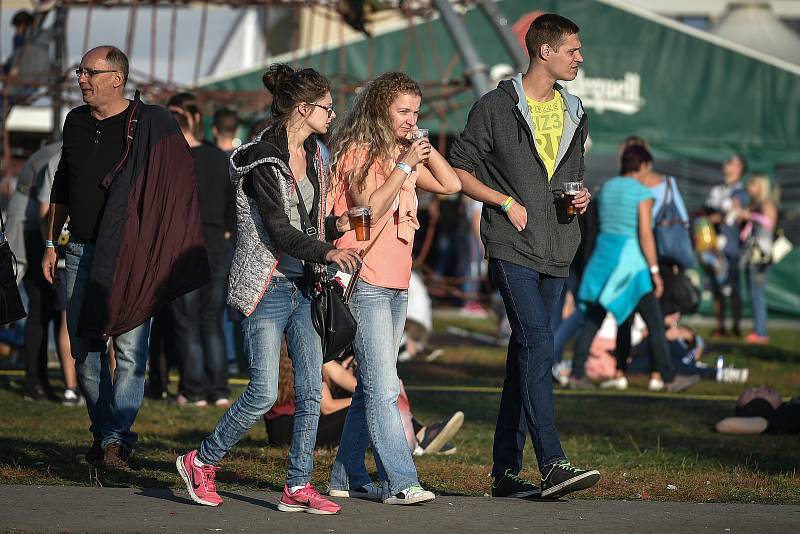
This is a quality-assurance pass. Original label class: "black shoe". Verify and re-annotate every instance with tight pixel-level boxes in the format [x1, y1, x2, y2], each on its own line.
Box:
[491, 469, 541, 498]
[540, 460, 600, 499]
[437, 442, 457, 455]
[418, 411, 464, 455]
[85, 440, 104, 467]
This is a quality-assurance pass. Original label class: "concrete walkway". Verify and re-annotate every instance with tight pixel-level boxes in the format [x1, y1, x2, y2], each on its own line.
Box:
[1, 485, 798, 533]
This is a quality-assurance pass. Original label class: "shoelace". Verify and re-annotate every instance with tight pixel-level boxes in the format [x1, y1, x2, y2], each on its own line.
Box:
[200, 465, 220, 492]
[405, 484, 425, 495]
[553, 460, 582, 474]
[494, 470, 533, 488]
[294, 483, 323, 500]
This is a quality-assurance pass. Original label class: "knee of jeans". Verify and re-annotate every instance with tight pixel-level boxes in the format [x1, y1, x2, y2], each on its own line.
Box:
[241, 386, 277, 414]
[294, 381, 322, 403]
[362, 375, 400, 406]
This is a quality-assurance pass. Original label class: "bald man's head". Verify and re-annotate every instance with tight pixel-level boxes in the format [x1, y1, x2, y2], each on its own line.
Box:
[83, 46, 129, 85]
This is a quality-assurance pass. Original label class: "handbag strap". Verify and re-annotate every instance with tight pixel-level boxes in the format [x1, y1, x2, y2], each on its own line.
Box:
[654, 176, 672, 223]
[293, 176, 318, 239]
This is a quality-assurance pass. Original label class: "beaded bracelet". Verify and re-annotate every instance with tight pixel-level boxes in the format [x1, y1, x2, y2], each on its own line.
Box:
[501, 196, 515, 213]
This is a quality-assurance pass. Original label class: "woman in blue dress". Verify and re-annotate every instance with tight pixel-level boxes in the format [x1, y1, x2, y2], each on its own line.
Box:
[568, 145, 695, 392]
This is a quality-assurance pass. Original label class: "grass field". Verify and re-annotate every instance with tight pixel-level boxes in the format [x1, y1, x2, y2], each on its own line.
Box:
[1, 317, 798, 504]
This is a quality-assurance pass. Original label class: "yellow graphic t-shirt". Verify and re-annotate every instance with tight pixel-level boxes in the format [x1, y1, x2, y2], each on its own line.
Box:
[527, 92, 565, 180]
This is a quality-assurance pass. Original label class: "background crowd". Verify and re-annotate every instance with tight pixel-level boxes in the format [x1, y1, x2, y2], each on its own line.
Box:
[0, 94, 784, 405]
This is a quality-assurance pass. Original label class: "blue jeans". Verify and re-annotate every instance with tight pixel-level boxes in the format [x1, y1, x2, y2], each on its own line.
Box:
[330, 281, 419, 495]
[65, 242, 152, 452]
[553, 308, 585, 364]
[198, 277, 323, 487]
[489, 259, 566, 478]
[747, 263, 770, 337]
[171, 251, 230, 401]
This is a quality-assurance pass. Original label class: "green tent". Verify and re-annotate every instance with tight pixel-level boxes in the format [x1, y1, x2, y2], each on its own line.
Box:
[200, 0, 800, 319]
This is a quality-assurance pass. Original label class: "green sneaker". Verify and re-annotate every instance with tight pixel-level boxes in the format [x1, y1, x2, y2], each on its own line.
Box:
[491, 469, 541, 498]
[540, 460, 600, 499]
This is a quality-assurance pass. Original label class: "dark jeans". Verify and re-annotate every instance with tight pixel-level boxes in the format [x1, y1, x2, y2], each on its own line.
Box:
[266, 407, 350, 448]
[147, 307, 176, 398]
[489, 258, 566, 478]
[628, 339, 715, 379]
[23, 229, 55, 391]
[573, 292, 675, 382]
[171, 252, 229, 402]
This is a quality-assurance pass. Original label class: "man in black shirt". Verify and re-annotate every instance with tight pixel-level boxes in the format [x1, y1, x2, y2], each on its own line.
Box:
[166, 93, 234, 408]
[42, 46, 152, 468]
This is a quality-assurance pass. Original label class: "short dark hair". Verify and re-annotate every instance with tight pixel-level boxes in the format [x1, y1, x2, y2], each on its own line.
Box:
[11, 10, 33, 29]
[171, 110, 190, 131]
[213, 108, 239, 136]
[620, 144, 653, 175]
[167, 92, 200, 135]
[525, 13, 580, 58]
[104, 46, 129, 85]
[166, 92, 199, 114]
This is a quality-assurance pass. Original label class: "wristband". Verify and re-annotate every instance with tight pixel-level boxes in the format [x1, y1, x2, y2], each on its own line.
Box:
[501, 196, 515, 213]
[45, 240, 58, 249]
[649, 265, 660, 275]
[395, 162, 412, 176]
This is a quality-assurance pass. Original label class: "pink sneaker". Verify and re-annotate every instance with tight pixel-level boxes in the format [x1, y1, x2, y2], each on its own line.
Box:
[278, 483, 341, 515]
[176, 450, 222, 506]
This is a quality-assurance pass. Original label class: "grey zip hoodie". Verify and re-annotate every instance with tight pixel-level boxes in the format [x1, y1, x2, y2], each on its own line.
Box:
[449, 74, 588, 277]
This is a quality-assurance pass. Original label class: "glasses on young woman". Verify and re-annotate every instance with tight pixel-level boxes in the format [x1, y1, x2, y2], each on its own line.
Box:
[305, 102, 334, 118]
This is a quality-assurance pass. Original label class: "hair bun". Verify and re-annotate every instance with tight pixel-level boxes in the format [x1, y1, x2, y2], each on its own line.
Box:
[262, 63, 294, 93]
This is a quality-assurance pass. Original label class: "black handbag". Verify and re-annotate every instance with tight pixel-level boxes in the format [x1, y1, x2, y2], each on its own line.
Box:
[0, 205, 27, 324]
[293, 178, 358, 362]
[654, 177, 696, 269]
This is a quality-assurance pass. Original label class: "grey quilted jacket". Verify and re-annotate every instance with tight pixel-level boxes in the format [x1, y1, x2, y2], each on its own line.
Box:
[227, 127, 340, 316]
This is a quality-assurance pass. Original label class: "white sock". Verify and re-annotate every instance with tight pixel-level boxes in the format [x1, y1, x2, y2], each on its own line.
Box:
[192, 456, 206, 468]
[289, 485, 306, 493]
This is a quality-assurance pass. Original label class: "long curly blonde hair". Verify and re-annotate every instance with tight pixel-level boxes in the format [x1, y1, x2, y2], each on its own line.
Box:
[329, 72, 421, 194]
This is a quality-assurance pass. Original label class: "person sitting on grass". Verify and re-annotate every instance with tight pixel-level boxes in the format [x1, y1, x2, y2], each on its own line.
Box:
[265, 340, 465, 462]
[715, 386, 800, 435]
[592, 313, 749, 390]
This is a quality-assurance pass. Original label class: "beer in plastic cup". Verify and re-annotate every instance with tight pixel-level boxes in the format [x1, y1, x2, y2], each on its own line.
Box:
[348, 207, 372, 241]
[563, 181, 583, 216]
[411, 128, 429, 140]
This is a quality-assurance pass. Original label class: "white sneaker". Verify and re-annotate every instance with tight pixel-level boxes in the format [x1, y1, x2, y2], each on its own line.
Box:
[552, 361, 571, 387]
[62, 388, 84, 407]
[383, 484, 435, 505]
[648, 377, 665, 392]
[328, 481, 383, 501]
[600, 376, 628, 390]
[717, 367, 749, 384]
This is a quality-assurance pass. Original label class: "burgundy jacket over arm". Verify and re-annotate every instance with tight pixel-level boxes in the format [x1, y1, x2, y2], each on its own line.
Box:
[77, 92, 209, 341]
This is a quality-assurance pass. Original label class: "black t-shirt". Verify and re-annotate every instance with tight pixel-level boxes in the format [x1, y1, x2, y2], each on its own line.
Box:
[735, 398, 800, 434]
[192, 142, 235, 256]
[50, 104, 129, 243]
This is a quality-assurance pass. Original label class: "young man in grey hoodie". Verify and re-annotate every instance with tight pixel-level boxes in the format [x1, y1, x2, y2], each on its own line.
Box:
[449, 13, 600, 499]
